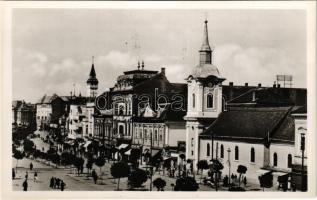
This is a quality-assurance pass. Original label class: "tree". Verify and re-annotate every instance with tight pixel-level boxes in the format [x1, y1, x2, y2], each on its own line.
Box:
[128, 168, 148, 189]
[33, 149, 41, 160]
[61, 152, 72, 167]
[13, 150, 25, 172]
[174, 177, 199, 191]
[110, 161, 131, 191]
[50, 153, 61, 168]
[153, 178, 166, 191]
[209, 159, 224, 191]
[94, 156, 106, 174]
[237, 165, 247, 187]
[197, 160, 209, 178]
[73, 157, 84, 176]
[129, 148, 141, 167]
[23, 139, 35, 155]
[258, 172, 273, 191]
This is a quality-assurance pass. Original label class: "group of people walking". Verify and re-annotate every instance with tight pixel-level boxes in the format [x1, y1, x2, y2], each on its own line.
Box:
[50, 177, 66, 191]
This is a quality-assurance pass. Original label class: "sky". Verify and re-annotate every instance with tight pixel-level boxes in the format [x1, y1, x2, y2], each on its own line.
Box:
[12, 9, 307, 103]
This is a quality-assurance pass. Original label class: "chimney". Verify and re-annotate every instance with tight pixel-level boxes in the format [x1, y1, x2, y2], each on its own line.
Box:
[277, 84, 281, 88]
[273, 84, 276, 88]
[141, 61, 144, 70]
[229, 82, 233, 86]
[245, 83, 248, 87]
[258, 83, 262, 87]
[161, 67, 165, 75]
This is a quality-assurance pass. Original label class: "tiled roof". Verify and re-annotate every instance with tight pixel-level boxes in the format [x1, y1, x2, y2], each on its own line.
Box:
[200, 107, 293, 144]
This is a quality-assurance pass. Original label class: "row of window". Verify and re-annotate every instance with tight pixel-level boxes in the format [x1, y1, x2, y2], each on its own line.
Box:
[37, 116, 48, 120]
[207, 143, 293, 168]
[135, 129, 163, 141]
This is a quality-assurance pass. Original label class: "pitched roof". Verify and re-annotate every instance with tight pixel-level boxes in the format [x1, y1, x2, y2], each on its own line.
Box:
[37, 94, 60, 104]
[222, 85, 306, 106]
[87, 63, 98, 85]
[200, 107, 293, 145]
[227, 88, 293, 107]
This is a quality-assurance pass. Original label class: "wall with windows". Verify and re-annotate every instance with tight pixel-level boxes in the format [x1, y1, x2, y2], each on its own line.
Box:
[270, 143, 294, 171]
[132, 123, 165, 148]
[199, 139, 265, 183]
[36, 104, 52, 128]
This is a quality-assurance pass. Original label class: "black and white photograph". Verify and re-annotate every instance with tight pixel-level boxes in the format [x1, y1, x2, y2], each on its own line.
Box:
[1, 1, 316, 199]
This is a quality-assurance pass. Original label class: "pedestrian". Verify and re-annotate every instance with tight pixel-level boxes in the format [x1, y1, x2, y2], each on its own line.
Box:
[223, 175, 229, 187]
[30, 162, 33, 171]
[60, 180, 66, 191]
[50, 177, 54, 188]
[22, 180, 28, 191]
[231, 173, 234, 183]
[12, 168, 16, 180]
[56, 178, 60, 189]
[25, 171, 28, 180]
[34, 171, 38, 182]
[243, 177, 247, 187]
[92, 169, 98, 184]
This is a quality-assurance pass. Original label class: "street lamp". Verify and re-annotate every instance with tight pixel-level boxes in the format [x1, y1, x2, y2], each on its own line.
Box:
[227, 148, 231, 188]
[300, 133, 305, 191]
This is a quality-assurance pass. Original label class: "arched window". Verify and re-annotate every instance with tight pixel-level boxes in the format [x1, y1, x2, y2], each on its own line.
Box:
[235, 146, 239, 160]
[207, 93, 213, 108]
[273, 153, 278, 167]
[288, 154, 292, 168]
[207, 143, 210, 156]
[220, 144, 224, 158]
[250, 147, 255, 163]
[192, 94, 195, 108]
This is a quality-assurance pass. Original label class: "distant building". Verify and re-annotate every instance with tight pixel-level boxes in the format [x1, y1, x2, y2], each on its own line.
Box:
[111, 61, 158, 145]
[36, 94, 67, 129]
[12, 100, 36, 128]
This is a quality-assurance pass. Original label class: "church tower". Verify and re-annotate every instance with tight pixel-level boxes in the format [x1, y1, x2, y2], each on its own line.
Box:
[185, 20, 225, 171]
[86, 56, 99, 99]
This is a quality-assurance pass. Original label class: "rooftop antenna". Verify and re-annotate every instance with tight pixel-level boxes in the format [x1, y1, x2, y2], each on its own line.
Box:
[92, 56, 94, 65]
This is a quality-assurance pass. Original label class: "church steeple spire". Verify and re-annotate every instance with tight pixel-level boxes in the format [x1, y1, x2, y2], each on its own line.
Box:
[86, 56, 99, 98]
[199, 20, 212, 65]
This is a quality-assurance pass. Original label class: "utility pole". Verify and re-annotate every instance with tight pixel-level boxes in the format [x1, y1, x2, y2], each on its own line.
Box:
[211, 132, 214, 160]
[149, 130, 153, 191]
[227, 148, 231, 189]
[300, 133, 305, 191]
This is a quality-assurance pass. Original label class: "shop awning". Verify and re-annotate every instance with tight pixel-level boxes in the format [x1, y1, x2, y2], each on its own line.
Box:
[170, 153, 179, 158]
[256, 169, 271, 175]
[118, 143, 129, 150]
[273, 172, 289, 177]
[67, 134, 76, 140]
[125, 149, 131, 155]
[65, 140, 75, 145]
[151, 149, 161, 157]
[143, 148, 150, 154]
[84, 141, 92, 148]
